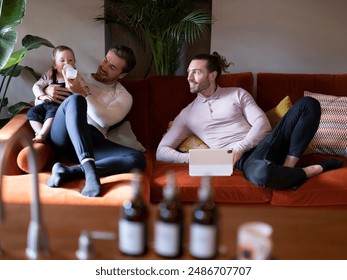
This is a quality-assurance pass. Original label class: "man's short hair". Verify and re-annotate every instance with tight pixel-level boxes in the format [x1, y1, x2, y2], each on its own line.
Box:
[109, 45, 136, 73]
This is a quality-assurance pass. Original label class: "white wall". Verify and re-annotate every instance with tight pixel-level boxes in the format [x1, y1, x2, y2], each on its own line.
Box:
[7, 0, 104, 106]
[211, 0, 347, 74]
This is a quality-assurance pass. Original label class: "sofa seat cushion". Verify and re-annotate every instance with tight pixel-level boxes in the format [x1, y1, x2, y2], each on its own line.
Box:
[151, 161, 272, 203]
[271, 154, 347, 206]
[2, 171, 151, 206]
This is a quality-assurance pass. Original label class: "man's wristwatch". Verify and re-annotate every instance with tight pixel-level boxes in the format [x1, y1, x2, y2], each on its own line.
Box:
[84, 86, 92, 98]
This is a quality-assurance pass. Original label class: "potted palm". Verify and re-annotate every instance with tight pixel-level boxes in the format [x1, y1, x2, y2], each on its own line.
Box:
[0, 0, 54, 126]
[97, 0, 214, 76]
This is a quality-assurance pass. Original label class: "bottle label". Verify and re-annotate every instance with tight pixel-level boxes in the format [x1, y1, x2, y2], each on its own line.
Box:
[154, 221, 180, 257]
[119, 219, 145, 255]
[189, 223, 217, 259]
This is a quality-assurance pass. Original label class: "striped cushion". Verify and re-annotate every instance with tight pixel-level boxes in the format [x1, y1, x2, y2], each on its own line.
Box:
[304, 91, 347, 157]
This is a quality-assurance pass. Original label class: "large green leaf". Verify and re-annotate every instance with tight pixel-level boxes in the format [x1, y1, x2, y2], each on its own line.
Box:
[0, 0, 26, 34]
[0, 64, 39, 79]
[0, 0, 26, 69]
[8, 101, 32, 117]
[1, 35, 55, 70]
[1, 48, 27, 69]
[22, 34, 55, 50]
[0, 30, 17, 69]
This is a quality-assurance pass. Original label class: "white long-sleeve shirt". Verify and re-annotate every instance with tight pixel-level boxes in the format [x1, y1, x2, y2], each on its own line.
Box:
[33, 72, 132, 138]
[81, 74, 133, 137]
[156, 87, 271, 163]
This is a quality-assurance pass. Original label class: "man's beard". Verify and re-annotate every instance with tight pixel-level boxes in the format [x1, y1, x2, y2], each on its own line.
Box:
[189, 80, 210, 94]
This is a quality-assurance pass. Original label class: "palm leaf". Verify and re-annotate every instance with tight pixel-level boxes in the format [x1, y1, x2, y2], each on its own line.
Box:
[167, 10, 213, 44]
[97, 0, 213, 76]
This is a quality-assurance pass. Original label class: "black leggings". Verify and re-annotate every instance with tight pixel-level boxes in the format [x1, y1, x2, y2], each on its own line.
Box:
[235, 96, 321, 190]
[49, 95, 146, 176]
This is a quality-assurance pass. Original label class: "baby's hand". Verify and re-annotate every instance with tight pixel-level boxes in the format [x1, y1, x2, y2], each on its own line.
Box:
[40, 95, 54, 103]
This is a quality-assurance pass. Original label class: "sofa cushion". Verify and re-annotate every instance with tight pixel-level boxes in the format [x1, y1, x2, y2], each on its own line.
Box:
[177, 135, 209, 153]
[107, 121, 146, 152]
[271, 154, 347, 206]
[17, 142, 55, 173]
[304, 91, 347, 158]
[2, 171, 151, 206]
[265, 96, 292, 128]
[151, 161, 272, 204]
[166, 121, 209, 152]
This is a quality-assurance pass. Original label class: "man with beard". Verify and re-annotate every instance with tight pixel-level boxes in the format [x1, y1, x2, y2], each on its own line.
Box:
[42, 45, 146, 197]
[156, 52, 343, 190]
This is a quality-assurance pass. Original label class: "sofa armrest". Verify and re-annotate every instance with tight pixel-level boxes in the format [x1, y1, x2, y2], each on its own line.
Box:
[0, 112, 55, 175]
[0, 113, 31, 175]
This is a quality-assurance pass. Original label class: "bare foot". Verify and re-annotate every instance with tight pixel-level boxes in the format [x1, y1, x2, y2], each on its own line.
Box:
[33, 133, 46, 143]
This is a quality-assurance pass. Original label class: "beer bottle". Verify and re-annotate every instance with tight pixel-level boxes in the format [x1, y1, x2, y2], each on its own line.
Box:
[189, 176, 218, 259]
[154, 171, 183, 258]
[118, 170, 148, 256]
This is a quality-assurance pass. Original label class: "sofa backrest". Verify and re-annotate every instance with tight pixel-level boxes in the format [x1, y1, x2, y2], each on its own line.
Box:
[119, 79, 151, 148]
[257, 73, 347, 111]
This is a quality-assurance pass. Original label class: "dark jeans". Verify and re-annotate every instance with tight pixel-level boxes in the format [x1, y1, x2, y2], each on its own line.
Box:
[27, 102, 59, 123]
[235, 96, 321, 190]
[49, 95, 146, 176]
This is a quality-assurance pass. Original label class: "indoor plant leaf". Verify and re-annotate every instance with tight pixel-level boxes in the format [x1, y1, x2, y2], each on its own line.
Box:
[1, 48, 27, 70]
[22, 34, 55, 50]
[0, 0, 26, 34]
[0, 30, 18, 69]
[0, 0, 26, 69]
[0, 64, 40, 79]
[8, 101, 32, 117]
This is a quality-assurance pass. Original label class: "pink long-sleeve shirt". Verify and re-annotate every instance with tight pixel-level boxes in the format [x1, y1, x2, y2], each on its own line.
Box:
[156, 87, 271, 163]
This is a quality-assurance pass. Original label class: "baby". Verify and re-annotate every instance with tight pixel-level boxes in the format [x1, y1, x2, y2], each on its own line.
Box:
[27, 45, 77, 142]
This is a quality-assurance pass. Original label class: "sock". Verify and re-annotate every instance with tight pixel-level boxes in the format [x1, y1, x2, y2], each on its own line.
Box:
[47, 162, 84, 187]
[319, 158, 344, 172]
[80, 160, 101, 197]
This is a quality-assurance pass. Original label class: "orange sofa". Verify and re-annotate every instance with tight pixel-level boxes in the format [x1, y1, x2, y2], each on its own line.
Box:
[1, 72, 347, 207]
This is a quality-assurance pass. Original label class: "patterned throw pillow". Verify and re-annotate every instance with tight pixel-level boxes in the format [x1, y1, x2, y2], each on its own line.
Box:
[304, 91, 347, 157]
[265, 96, 292, 128]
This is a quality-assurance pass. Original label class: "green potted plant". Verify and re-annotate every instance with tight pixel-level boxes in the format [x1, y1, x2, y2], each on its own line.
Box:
[0, 0, 54, 126]
[97, 0, 214, 76]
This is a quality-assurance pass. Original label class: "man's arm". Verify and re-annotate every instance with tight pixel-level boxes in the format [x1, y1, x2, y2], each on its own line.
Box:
[86, 83, 133, 129]
[156, 114, 191, 163]
[231, 90, 271, 154]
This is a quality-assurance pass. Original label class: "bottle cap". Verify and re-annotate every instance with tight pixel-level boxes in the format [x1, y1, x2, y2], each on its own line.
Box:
[163, 171, 177, 200]
[198, 176, 212, 201]
[130, 169, 142, 198]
